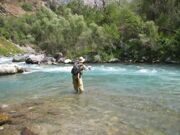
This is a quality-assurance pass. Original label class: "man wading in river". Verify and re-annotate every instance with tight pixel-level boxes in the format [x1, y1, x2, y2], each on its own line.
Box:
[71, 57, 90, 94]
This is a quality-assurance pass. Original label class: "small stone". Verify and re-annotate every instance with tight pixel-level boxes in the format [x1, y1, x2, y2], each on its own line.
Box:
[9, 110, 16, 114]
[28, 107, 34, 110]
[110, 116, 119, 122]
[0, 126, 4, 130]
[1, 104, 9, 108]
[21, 127, 37, 135]
[0, 113, 11, 125]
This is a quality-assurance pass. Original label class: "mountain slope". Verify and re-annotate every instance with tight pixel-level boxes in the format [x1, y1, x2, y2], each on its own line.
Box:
[0, 37, 22, 56]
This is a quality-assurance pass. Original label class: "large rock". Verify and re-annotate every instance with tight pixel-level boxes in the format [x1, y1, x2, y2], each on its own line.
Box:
[0, 113, 11, 126]
[0, 64, 25, 75]
[54, 52, 63, 60]
[165, 57, 180, 64]
[54, 52, 65, 63]
[57, 57, 65, 63]
[25, 54, 45, 64]
[42, 57, 56, 65]
[12, 55, 26, 62]
[64, 59, 72, 64]
[108, 58, 119, 63]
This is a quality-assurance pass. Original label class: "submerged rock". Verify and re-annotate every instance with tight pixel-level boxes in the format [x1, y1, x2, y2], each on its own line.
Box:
[0, 64, 25, 75]
[0, 113, 11, 126]
[21, 127, 37, 135]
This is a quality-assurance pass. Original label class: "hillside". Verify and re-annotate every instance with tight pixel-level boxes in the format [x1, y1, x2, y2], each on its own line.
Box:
[0, 0, 179, 63]
[0, 0, 45, 16]
[0, 37, 22, 56]
[0, 0, 131, 16]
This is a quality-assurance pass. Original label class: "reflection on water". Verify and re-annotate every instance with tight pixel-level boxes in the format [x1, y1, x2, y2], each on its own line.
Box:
[0, 63, 180, 135]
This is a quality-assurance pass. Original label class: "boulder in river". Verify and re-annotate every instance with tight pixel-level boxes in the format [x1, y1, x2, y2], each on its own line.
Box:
[0, 64, 25, 75]
[54, 52, 63, 61]
[25, 54, 45, 64]
[56, 57, 65, 63]
[42, 57, 56, 65]
[64, 59, 72, 64]
[12, 55, 26, 62]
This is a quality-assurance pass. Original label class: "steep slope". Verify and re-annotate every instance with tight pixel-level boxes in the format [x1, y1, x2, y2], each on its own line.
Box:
[0, 37, 22, 56]
[0, 0, 45, 16]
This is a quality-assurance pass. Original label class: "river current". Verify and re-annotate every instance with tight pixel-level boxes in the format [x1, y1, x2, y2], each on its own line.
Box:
[0, 57, 179, 135]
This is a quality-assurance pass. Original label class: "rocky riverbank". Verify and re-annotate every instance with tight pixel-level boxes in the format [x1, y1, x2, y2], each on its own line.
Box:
[0, 64, 26, 75]
[0, 96, 138, 135]
[1, 51, 180, 76]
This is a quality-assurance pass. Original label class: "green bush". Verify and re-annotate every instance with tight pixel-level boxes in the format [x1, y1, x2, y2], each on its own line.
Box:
[0, 1, 179, 62]
[0, 37, 22, 56]
[21, 2, 33, 11]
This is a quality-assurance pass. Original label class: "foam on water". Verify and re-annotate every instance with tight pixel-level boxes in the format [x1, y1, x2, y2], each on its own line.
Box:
[0, 57, 12, 64]
[92, 66, 126, 72]
[41, 66, 72, 73]
[0, 60, 180, 135]
[23, 65, 72, 73]
[137, 69, 157, 74]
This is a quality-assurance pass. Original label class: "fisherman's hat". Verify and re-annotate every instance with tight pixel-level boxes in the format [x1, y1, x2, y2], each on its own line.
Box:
[78, 56, 85, 63]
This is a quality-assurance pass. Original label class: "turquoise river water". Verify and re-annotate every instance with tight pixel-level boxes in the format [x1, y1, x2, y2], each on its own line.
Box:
[0, 57, 180, 135]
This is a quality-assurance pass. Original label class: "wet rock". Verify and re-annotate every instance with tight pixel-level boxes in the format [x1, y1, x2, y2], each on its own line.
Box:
[28, 107, 34, 110]
[54, 52, 63, 62]
[21, 127, 37, 135]
[0, 126, 4, 130]
[0, 64, 25, 75]
[25, 54, 45, 64]
[0, 113, 11, 126]
[153, 59, 160, 63]
[12, 55, 26, 62]
[165, 57, 180, 64]
[57, 57, 65, 63]
[64, 59, 72, 64]
[108, 58, 119, 63]
[41, 57, 56, 65]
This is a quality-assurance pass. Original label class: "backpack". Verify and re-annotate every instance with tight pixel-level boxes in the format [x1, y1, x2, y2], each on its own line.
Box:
[71, 64, 81, 75]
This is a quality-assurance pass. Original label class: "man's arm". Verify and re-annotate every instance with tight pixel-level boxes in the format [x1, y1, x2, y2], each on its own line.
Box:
[77, 73, 80, 79]
[82, 64, 91, 70]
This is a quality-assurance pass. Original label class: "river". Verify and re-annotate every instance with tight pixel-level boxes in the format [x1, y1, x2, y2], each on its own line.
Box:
[0, 57, 180, 135]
